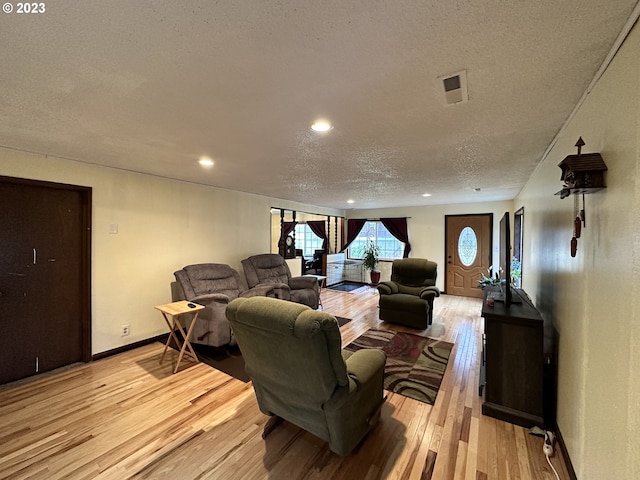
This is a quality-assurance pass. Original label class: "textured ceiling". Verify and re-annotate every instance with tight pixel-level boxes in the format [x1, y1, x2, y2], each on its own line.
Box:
[1, 1, 637, 209]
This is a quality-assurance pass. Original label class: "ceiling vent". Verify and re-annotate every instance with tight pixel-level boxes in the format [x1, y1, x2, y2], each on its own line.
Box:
[439, 70, 468, 105]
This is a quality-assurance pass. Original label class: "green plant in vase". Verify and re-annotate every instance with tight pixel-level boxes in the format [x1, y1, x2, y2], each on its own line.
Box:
[361, 240, 381, 285]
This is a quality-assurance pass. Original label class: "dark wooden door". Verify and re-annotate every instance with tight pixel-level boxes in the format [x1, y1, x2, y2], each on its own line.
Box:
[0, 177, 91, 384]
[445, 214, 492, 298]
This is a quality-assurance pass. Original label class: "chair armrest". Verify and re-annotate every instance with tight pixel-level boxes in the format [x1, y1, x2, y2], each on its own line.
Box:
[240, 284, 276, 298]
[377, 281, 398, 295]
[419, 286, 440, 300]
[190, 293, 230, 305]
[289, 276, 319, 290]
[344, 349, 387, 389]
[324, 348, 387, 454]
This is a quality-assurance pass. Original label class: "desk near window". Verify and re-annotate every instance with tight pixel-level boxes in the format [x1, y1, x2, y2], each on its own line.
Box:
[304, 249, 324, 275]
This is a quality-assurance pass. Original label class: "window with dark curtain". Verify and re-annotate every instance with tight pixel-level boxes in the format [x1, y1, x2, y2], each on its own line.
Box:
[306, 220, 328, 252]
[340, 218, 367, 252]
[380, 217, 411, 257]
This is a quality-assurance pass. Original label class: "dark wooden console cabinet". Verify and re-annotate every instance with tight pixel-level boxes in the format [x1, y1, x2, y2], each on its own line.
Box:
[479, 287, 557, 429]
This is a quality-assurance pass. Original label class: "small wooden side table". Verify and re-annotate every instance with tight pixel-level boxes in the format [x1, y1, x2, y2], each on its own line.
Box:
[155, 300, 204, 373]
[303, 274, 327, 308]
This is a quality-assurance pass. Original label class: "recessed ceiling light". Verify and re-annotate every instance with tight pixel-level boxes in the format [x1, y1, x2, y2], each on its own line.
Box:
[199, 156, 214, 167]
[422, 193, 432, 197]
[311, 120, 333, 132]
[347, 199, 355, 204]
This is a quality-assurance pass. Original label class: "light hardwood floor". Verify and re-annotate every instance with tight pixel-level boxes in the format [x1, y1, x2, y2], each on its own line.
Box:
[0, 288, 569, 479]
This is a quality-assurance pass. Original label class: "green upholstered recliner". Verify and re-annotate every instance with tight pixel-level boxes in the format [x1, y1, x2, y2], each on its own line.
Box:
[226, 296, 387, 455]
[377, 258, 441, 329]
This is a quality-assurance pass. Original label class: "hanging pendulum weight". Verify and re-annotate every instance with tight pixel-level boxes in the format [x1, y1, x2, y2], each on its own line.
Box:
[571, 194, 579, 257]
[574, 194, 581, 239]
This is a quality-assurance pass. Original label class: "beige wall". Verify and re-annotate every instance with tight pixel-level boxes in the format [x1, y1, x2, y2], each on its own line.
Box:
[0, 149, 342, 355]
[516, 22, 640, 479]
[346, 201, 513, 288]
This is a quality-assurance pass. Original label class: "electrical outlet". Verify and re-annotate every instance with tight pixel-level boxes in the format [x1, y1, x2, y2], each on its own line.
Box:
[121, 325, 130, 336]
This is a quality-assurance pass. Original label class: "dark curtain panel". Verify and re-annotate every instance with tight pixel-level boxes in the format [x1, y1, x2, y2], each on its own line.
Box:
[282, 221, 297, 238]
[340, 218, 367, 252]
[307, 220, 328, 252]
[278, 221, 298, 256]
[381, 217, 411, 257]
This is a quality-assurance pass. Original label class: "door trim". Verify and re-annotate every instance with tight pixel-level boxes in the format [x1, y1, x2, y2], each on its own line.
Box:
[0, 175, 92, 362]
[444, 213, 493, 296]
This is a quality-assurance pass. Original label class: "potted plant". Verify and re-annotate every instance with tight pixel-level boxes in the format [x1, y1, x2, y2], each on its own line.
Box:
[477, 267, 503, 289]
[361, 240, 381, 286]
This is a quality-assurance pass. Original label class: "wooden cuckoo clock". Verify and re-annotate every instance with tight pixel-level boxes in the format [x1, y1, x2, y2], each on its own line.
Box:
[555, 137, 608, 257]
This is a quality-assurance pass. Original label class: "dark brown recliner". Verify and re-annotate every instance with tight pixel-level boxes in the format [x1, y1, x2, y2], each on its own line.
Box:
[241, 253, 320, 309]
[377, 258, 440, 329]
[173, 263, 274, 347]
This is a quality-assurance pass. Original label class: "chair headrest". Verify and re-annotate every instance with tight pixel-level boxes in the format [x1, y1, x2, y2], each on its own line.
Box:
[182, 263, 236, 281]
[391, 258, 437, 285]
[226, 296, 348, 388]
[246, 253, 285, 269]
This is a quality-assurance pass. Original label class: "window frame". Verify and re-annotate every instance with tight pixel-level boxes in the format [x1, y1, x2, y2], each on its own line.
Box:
[457, 226, 478, 267]
[294, 223, 324, 258]
[348, 220, 405, 261]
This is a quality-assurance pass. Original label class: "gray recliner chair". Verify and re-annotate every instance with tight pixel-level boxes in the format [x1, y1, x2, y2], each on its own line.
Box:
[377, 258, 441, 329]
[241, 253, 320, 309]
[226, 296, 387, 455]
[173, 263, 274, 347]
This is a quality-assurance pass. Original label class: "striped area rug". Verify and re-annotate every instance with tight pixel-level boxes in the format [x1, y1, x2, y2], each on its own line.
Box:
[344, 328, 454, 405]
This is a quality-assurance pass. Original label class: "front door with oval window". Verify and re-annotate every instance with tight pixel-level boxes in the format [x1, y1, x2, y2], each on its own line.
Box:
[445, 214, 492, 298]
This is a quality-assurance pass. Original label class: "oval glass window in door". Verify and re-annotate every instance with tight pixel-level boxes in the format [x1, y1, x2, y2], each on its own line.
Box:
[458, 226, 478, 266]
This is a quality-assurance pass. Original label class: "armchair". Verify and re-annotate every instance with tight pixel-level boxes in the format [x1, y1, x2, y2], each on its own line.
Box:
[377, 258, 441, 329]
[173, 263, 274, 347]
[226, 296, 386, 455]
[241, 253, 320, 309]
